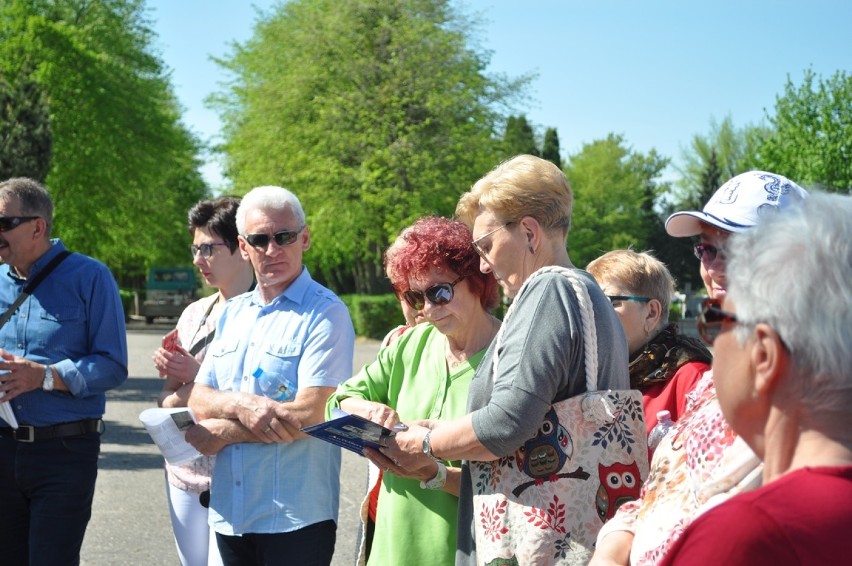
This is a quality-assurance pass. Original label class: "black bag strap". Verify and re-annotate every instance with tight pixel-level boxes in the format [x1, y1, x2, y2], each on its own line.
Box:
[0, 251, 72, 329]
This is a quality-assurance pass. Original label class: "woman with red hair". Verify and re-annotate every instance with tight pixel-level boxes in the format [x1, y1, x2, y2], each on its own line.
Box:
[327, 216, 500, 566]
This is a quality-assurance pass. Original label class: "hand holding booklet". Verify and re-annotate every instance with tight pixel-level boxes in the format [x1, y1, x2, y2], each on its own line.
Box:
[139, 407, 202, 465]
[302, 408, 406, 456]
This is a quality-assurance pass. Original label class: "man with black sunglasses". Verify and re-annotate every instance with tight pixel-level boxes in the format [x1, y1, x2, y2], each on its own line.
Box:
[592, 171, 808, 566]
[186, 185, 355, 566]
[0, 177, 128, 565]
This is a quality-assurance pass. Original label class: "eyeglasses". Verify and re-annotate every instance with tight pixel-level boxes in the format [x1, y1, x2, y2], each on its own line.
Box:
[244, 227, 304, 250]
[190, 242, 228, 259]
[472, 223, 512, 258]
[694, 243, 723, 263]
[607, 295, 651, 307]
[0, 216, 39, 232]
[402, 275, 465, 310]
[697, 299, 739, 345]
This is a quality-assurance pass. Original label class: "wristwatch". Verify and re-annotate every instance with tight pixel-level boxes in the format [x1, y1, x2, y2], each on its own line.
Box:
[422, 429, 436, 460]
[420, 461, 448, 490]
[42, 364, 55, 391]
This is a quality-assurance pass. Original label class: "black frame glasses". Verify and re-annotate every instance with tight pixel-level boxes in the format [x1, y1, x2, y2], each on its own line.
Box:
[244, 227, 304, 250]
[402, 275, 465, 310]
[694, 243, 723, 263]
[697, 299, 739, 345]
[0, 216, 39, 232]
[190, 242, 228, 259]
[607, 295, 651, 306]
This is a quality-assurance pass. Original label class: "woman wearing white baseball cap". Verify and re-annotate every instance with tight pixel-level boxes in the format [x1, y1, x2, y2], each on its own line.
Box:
[590, 170, 808, 566]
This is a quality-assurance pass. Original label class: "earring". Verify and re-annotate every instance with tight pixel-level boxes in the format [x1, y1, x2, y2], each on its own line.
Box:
[528, 245, 534, 254]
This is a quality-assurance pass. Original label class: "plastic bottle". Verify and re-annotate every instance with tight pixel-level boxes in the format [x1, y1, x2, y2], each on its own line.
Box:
[253, 367, 297, 402]
[647, 410, 675, 453]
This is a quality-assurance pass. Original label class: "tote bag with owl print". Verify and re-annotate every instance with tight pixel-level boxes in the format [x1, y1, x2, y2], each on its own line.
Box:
[472, 267, 649, 566]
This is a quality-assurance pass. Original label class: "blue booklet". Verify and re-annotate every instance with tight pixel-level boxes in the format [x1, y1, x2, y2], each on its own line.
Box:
[302, 408, 397, 456]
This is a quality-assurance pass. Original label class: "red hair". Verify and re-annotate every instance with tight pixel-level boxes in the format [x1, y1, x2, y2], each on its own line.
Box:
[385, 216, 499, 311]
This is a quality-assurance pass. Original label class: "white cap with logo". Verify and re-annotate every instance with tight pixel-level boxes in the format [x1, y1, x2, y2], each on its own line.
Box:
[665, 170, 809, 237]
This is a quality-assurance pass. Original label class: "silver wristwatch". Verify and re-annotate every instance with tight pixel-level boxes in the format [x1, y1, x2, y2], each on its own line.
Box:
[42, 364, 55, 391]
[422, 428, 436, 460]
[420, 461, 448, 490]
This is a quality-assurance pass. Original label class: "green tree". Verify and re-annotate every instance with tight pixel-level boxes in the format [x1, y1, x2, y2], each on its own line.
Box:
[755, 69, 852, 193]
[502, 115, 538, 158]
[213, 0, 529, 293]
[541, 127, 561, 168]
[565, 134, 669, 268]
[673, 115, 762, 208]
[0, 62, 51, 181]
[0, 0, 209, 284]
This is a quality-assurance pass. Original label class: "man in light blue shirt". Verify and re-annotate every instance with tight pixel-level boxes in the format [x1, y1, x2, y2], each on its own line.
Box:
[188, 186, 355, 566]
[0, 177, 128, 565]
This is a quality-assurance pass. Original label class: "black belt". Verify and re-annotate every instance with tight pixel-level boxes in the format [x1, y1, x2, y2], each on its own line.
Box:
[0, 418, 103, 442]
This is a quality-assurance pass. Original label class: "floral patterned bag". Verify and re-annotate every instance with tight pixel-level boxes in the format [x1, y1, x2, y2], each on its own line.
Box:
[472, 267, 649, 565]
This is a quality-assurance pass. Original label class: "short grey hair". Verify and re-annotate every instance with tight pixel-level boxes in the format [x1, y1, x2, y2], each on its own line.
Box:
[235, 186, 305, 235]
[0, 177, 54, 237]
[727, 192, 852, 412]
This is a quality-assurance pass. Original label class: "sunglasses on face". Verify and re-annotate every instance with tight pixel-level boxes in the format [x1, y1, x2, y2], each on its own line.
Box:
[244, 227, 303, 250]
[402, 275, 465, 310]
[0, 216, 39, 232]
[607, 295, 651, 307]
[694, 243, 724, 263]
[697, 299, 739, 345]
[190, 242, 228, 259]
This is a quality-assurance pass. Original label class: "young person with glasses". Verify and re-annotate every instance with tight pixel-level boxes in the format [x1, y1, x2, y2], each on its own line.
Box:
[152, 196, 254, 566]
[327, 216, 501, 566]
[0, 178, 128, 564]
[662, 192, 852, 565]
[185, 186, 355, 566]
[591, 171, 809, 566]
[587, 249, 711, 435]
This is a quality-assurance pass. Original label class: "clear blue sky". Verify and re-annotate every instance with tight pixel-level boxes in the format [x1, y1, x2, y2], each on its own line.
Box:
[145, 0, 852, 188]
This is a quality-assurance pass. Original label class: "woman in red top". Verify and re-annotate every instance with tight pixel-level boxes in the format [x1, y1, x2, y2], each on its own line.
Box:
[587, 249, 711, 434]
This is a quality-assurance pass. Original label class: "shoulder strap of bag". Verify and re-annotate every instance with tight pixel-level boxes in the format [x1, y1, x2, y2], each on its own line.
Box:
[492, 265, 599, 391]
[0, 250, 72, 329]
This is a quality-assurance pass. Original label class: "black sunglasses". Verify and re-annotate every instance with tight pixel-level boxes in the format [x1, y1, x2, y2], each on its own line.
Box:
[244, 227, 303, 250]
[697, 299, 739, 345]
[0, 216, 39, 232]
[402, 275, 465, 310]
[694, 243, 723, 263]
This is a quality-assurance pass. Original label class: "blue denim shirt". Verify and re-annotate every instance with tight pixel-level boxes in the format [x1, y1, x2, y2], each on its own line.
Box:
[197, 267, 355, 535]
[0, 239, 128, 426]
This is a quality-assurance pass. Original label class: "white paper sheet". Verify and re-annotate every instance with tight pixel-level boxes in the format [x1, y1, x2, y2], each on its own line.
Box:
[139, 407, 202, 465]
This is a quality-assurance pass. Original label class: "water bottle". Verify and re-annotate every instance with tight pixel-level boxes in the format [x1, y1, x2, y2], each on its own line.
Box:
[647, 410, 675, 453]
[253, 367, 297, 402]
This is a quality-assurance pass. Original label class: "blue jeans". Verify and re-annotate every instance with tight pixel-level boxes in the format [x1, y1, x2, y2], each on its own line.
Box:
[0, 433, 100, 566]
[216, 520, 336, 566]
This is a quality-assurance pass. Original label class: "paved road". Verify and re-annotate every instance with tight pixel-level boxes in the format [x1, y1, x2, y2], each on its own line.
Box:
[81, 322, 380, 566]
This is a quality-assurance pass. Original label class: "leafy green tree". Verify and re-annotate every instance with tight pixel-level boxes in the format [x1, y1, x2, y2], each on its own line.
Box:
[502, 115, 538, 158]
[213, 0, 529, 293]
[0, 0, 209, 284]
[754, 69, 852, 193]
[565, 134, 669, 268]
[0, 63, 51, 181]
[673, 115, 762, 208]
[541, 127, 561, 168]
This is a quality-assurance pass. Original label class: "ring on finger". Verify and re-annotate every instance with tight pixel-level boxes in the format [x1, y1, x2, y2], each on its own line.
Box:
[263, 425, 272, 433]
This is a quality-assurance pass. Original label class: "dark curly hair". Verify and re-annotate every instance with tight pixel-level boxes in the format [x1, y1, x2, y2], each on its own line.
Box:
[385, 216, 499, 311]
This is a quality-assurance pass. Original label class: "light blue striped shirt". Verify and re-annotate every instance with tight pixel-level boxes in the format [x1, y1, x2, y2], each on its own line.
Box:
[197, 267, 355, 535]
[0, 239, 128, 426]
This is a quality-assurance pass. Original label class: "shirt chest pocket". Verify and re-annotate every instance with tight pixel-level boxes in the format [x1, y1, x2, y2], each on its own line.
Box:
[253, 342, 301, 401]
[39, 304, 84, 323]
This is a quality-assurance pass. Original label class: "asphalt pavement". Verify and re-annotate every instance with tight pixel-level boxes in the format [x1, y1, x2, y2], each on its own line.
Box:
[80, 321, 380, 566]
